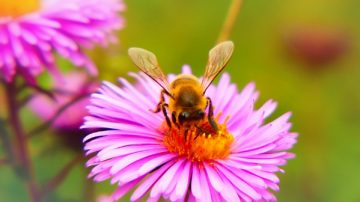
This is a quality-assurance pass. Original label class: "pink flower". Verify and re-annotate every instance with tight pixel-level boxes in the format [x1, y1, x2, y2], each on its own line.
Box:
[0, 0, 125, 83]
[83, 66, 298, 201]
[284, 26, 349, 69]
[29, 71, 97, 149]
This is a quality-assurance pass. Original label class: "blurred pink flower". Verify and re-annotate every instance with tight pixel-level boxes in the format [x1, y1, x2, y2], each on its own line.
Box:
[83, 66, 298, 201]
[29, 71, 98, 149]
[29, 71, 96, 129]
[0, 0, 125, 83]
[284, 26, 349, 70]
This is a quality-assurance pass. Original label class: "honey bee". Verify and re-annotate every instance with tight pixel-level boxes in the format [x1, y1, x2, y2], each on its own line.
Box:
[128, 41, 234, 131]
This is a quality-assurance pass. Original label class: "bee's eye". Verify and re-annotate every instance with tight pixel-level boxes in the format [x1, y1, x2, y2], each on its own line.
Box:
[197, 110, 205, 117]
[178, 112, 190, 123]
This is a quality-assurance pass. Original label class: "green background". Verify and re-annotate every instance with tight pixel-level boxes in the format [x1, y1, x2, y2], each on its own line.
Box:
[1, 0, 360, 201]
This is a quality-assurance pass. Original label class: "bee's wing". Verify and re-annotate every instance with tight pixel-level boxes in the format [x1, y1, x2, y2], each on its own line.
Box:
[128, 47, 171, 94]
[201, 41, 234, 94]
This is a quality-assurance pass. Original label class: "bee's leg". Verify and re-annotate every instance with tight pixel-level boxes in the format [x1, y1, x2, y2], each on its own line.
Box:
[194, 125, 204, 140]
[171, 111, 180, 129]
[194, 125, 212, 140]
[151, 90, 167, 113]
[184, 128, 189, 143]
[193, 133, 200, 140]
[206, 97, 218, 131]
[162, 103, 171, 128]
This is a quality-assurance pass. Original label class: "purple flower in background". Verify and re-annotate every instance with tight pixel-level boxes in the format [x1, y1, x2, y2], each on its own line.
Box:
[284, 26, 349, 70]
[29, 71, 98, 150]
[0, 0, 125, 83]
[83, 66, 297, 201]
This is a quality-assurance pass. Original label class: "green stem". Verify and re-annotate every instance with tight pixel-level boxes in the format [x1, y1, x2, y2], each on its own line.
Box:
[84, 170, 95, 202]
[217, 0, 243, 43]
[5, 81, 40, 202]
[0, 118, 15, 166]
[41, 154, 84, 197]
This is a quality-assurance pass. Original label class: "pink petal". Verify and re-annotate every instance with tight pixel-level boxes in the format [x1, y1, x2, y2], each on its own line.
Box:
[131, 161, 175, 201]
[171, 161, 192, 201]
[191, 163, 202, 200]
[138, 154, 176, 175]
[150, 159, 185, 198]
[204, 163, 224, 192]
[112, 177, 143, 200]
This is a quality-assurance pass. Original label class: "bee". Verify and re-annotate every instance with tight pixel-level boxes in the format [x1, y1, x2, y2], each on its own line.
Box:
[128, 41, 234, 131]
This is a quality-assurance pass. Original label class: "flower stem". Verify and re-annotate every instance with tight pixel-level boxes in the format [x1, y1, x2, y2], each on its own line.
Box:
[0, 118, 15, 166]
[5, 81, 40, 202]
[41, 153, 84, 196]
[217, 0, 243, 43]
[84, 172, 95, 202]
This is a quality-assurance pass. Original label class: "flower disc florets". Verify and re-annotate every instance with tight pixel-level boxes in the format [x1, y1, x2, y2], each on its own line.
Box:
[163, 116, 233, 162]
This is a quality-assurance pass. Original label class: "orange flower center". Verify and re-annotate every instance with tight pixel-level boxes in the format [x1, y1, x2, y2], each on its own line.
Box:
[162, 114, 233, 162]
[0, 0, 40, 18]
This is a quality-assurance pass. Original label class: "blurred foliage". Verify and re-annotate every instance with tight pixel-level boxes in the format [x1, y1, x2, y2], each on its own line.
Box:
[1, 0, 360, 201]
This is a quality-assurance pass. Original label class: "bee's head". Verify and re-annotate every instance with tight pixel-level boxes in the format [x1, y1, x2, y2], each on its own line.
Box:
[178, 110, 205, 124]
[196, 110, 205, 118]
[178, 111, 190, 124]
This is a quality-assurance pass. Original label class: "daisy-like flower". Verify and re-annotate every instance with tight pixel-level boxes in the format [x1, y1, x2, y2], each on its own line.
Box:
[83, 65, 297, 202]
[0, 0, 124, 83]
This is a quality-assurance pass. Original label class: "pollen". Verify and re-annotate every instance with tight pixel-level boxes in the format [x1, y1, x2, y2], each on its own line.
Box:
[162, 115, 233, 162]
[0, 0, 40, 18]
